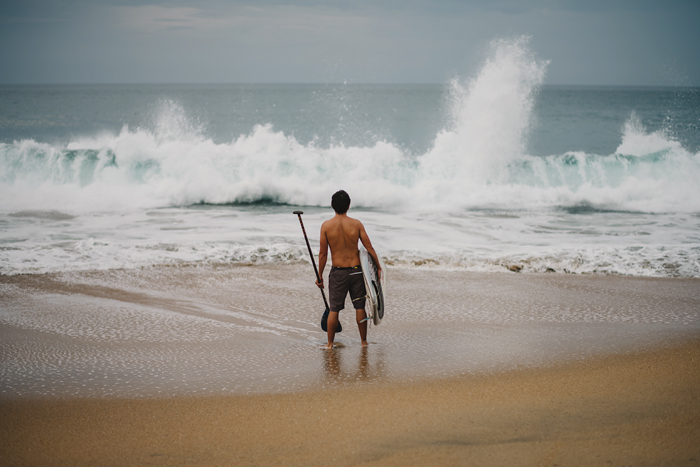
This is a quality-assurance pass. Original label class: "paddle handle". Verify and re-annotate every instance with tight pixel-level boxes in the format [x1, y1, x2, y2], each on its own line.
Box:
[294, 211, 330, 311]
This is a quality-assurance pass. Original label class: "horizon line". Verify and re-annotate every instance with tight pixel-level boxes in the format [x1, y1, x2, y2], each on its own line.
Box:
[1, 82, 698, 89]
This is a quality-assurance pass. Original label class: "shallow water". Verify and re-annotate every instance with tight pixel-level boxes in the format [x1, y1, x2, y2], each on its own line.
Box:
[1, 265, 698, 399]
[2, 205, 699, 278]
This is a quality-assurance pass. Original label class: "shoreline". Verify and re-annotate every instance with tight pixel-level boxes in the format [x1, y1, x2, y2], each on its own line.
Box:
[2, 336, 699, 466]
[2, 266, 700, 399]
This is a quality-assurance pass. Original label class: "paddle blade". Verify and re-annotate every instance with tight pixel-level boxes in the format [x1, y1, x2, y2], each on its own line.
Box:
[321, 307, 342, 333]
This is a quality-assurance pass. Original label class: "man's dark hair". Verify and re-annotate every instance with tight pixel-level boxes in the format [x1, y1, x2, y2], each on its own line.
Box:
[331, 190, 351, 214]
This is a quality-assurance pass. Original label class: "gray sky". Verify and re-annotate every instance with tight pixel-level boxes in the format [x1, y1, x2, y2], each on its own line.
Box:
[1, 0, 698, 85]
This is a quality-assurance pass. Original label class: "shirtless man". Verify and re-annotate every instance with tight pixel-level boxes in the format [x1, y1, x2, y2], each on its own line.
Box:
[316, 190, 382, 349]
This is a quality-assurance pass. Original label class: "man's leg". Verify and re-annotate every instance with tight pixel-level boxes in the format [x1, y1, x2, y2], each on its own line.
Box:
[324, 311, 339, 349]
[355, 308, 368, 346]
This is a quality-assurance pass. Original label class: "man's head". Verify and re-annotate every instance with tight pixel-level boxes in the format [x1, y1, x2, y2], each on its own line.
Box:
[331, 190, 351, 214]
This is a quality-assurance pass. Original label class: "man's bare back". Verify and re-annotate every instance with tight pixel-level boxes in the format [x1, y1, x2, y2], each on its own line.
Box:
[316, 191, 381, 349]
[320, 215, 364, 267]
[316, 213, 381, 290]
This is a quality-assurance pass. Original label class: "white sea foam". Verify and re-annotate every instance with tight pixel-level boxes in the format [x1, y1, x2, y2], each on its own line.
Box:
[1, 204, 698, 277]
[616, 111, 683, 156]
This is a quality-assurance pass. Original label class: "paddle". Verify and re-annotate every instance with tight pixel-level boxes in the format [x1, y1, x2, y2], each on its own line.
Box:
[293, 211, 342, 333]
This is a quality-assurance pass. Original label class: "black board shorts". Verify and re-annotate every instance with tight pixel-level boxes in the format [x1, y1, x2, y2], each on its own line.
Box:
[329, 265, 366, 312]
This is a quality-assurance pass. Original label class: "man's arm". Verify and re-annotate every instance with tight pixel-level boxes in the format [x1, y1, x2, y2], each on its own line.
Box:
[316, 223, 328, 288]
[359, 222, 382, 281]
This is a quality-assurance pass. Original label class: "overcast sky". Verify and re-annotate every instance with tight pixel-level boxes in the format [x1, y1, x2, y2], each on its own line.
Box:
[1, 0, 698, 85]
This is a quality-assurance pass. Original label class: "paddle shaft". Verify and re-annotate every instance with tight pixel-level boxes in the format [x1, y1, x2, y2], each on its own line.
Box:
[293, 211, 330, 311]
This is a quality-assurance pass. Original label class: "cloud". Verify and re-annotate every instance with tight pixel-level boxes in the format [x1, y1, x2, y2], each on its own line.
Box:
[114, 3, 373, 38]
[117, 5, 211, 32]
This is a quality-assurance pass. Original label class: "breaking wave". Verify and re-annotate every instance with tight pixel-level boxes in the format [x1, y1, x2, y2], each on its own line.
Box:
[1, 38, 699, 214]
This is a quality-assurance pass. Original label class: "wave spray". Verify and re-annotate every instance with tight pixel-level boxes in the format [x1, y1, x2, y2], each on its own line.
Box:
[1, 37, 699, 214]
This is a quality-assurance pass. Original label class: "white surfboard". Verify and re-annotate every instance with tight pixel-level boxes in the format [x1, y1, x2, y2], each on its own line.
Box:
[359, 247, 386, 325]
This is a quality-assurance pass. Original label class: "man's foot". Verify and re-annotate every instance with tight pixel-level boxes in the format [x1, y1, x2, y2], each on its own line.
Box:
[321, 343, 334, 349]
[361, 340, 369, 347]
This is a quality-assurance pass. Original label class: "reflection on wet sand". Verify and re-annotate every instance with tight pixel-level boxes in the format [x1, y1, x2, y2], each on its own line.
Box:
[322, 345, 388, 385]
[322, 347, 342, 380]
[2, 265, 699, 398]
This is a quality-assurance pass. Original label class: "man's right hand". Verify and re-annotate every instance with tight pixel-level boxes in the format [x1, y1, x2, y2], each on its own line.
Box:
[316, 278, 324, 289]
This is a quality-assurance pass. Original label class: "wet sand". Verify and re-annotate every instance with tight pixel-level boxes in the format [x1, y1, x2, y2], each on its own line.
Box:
[1, 266, 700, 464]
[1, 338, 699, 466]
[2, 265, 699, 398]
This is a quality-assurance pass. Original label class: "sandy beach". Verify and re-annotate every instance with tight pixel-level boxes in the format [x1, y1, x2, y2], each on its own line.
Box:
[2, 337, 699, 466]
[2, 266, 700, 465]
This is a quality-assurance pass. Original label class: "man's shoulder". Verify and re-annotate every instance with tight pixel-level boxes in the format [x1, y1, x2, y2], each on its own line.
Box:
[347, 216, 364, 228]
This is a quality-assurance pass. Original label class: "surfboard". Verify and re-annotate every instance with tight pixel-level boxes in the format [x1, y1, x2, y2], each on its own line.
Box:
[359, 247, 386, 325]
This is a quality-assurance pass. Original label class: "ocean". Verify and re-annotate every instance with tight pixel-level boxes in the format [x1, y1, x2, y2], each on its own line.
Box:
[2, 40, 700, 399]
[1, 41, 699, 278]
